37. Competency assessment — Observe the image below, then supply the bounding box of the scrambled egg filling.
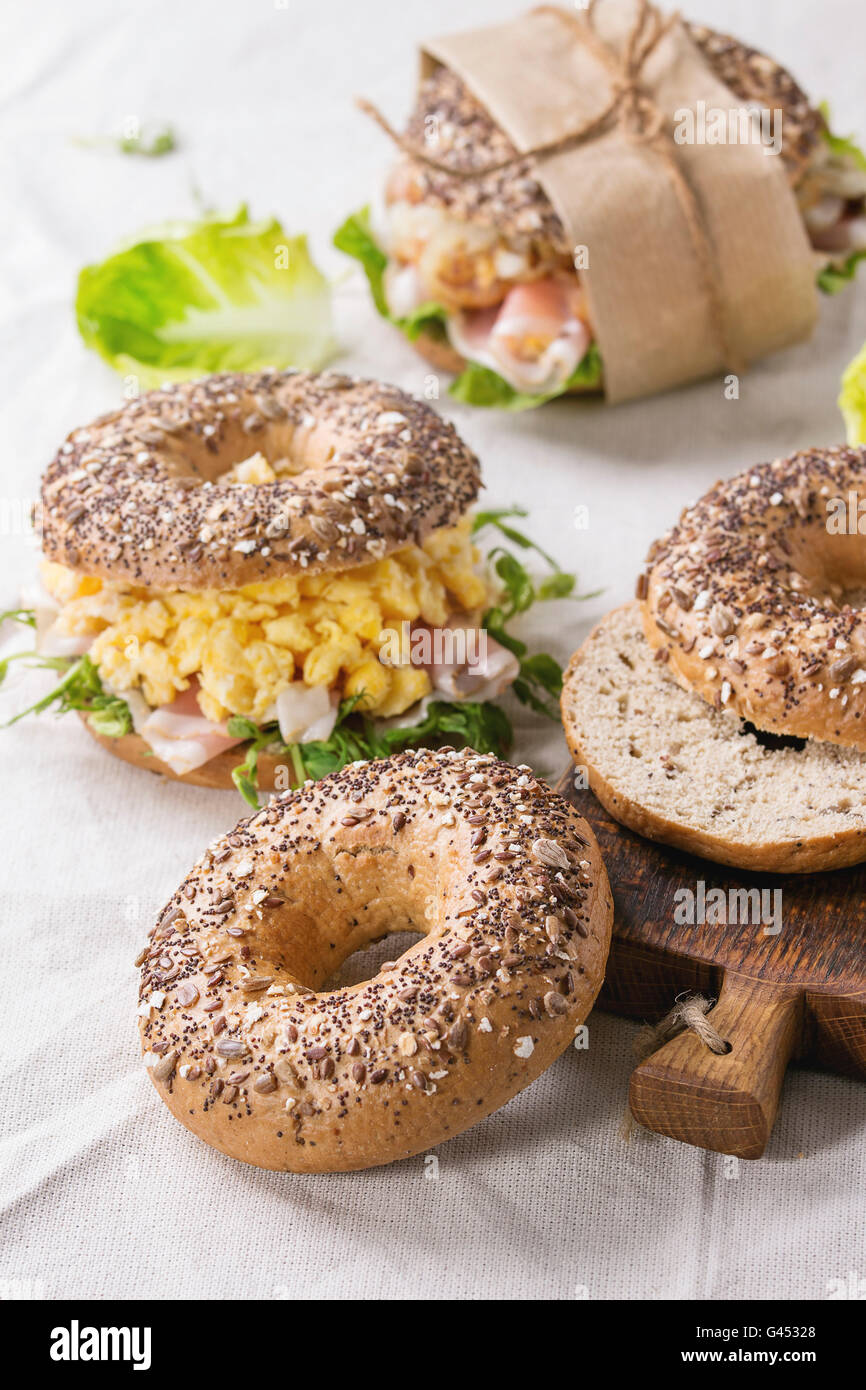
[42,516,489,724]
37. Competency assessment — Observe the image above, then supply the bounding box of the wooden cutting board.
[554,769,866,1159]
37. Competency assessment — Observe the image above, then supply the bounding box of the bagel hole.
[808,582,866,613]
[739,720,807,753]
[165,418,340,487]
[324,930,426,990]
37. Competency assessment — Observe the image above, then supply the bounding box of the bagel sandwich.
[5,371,578,802]
[336,20,866,409]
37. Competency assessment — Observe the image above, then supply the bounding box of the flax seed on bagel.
[138,748,613,1172]
[40,370,481,589]
[640,446,866,752]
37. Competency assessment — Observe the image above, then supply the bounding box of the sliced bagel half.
[561,603,866,874]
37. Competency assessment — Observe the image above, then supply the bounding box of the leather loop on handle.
[629,973,803,1159]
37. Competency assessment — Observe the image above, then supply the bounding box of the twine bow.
[357,0,743,375]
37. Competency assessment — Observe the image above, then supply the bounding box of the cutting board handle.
[628,973,802,1159]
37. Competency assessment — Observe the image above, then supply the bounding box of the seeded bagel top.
[40,371,482,590]
[641,446,866,752]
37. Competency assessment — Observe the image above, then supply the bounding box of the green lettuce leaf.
[815,106,866,295]
[0,608,36,630]
[2,652,133,735]
[402,301,449,343]
[378,699,512,758]
[333,207,447,341]
[818,250,866,296]
[334,206,601,407]
[74,124,178,158]
[840,340,866,443]
[472,507,600,716]
[333,207,389,313]
[225,697,513,809]
[819,103,866,171]
[77,205,336,385]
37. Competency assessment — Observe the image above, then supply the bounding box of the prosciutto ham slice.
[124,681,340,778]
[372,622,520,736]
[383,253,594,397]
[25,584,93,659]
[407,618,520,704]
[274,683,339,745]
[135,684,244,777]
[446,275,592,395]
[426,628,520,702]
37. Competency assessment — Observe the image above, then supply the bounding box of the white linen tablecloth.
[0,0,864,1301]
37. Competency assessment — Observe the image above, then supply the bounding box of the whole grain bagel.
[138,747,613,1172]
[40,370,481,590]
[640,447,866,752]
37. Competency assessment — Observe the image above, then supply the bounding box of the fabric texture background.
[0,0,863,1301]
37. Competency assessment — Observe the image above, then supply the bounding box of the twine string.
[634,991,731,1063]
[356,0,742,373]
[622,992,731,1140]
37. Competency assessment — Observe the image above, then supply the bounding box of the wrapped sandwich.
[337,1,866,409]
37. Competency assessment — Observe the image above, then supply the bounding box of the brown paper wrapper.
[420,1,818,404]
